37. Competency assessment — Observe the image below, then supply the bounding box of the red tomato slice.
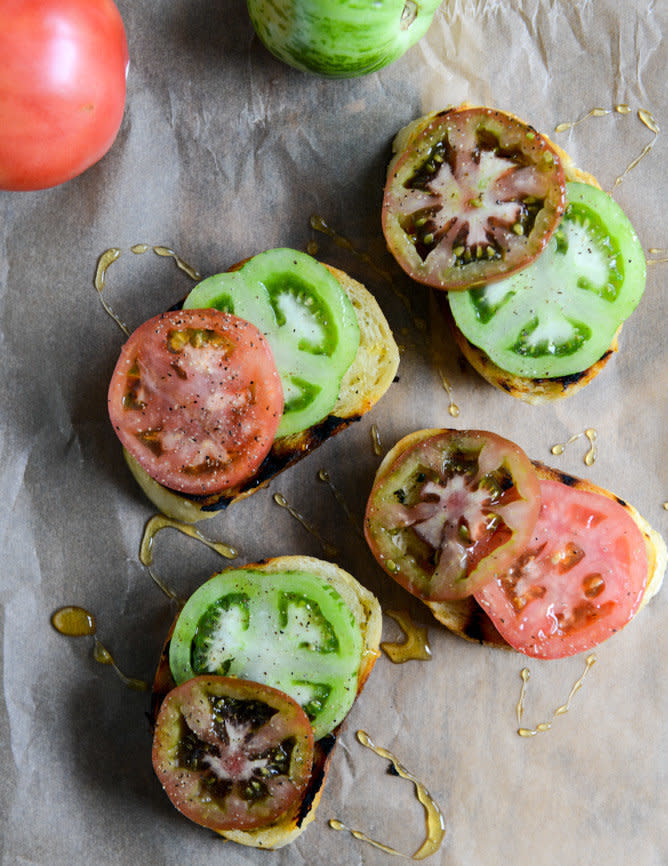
[108,309,284,495]
[474,479,649,659]
[382,106,566,290]
[152,676,314,832]
[364,429,541,601]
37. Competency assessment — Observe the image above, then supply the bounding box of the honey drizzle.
[370,423,384,456]
[550,427,597,465]
[309,213,427,333]
[149,245,202,281]
[317,469,363,538]
[328,820,405,857]
[554,104,630,133]
[516,667,530,724]
[94,248,130,336]
[612,108,660,189]
[273,493,339,558]
[647,247,668,266]
[94,243,202,336]
[516,654,597,738]
[50,606,149,691]
[139,514,237,602]
[329,730,446,859]
[437,369,460,418]
[381,610,432,663]
[139,514,237,567]
[554,104,659,189]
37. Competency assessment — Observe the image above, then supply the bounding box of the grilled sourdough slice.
[125,263,400,522]
[151,556,382,849]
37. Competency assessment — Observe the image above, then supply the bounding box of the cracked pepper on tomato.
[107,249,360,499]
[364,429,662,659]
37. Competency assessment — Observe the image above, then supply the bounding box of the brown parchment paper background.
[1,1,667,864]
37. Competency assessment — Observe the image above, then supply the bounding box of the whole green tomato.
[247,0,443,78]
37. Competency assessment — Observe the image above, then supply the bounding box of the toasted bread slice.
[370,430,666,647]
[126,264,400,522]
[151,556,382,849]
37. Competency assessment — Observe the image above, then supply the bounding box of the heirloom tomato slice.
[474,479,649,659]
[152,676,313,832]
[382,107,566,290]
[184,249,360,437]
[448,182,646,378]
[169,566,364,740]
[364,429,541,601]
[107,309,284,495]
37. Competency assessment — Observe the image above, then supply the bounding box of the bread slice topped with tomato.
[108,248,400,522]
[382,105,647,402]
[151,555,382,848]
[364,429,666,659]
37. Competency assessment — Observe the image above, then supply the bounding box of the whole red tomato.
[0,0,129,191]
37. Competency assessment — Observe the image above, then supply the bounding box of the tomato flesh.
[0,0,128,190]
[107,309,284,496]
[382,107,566,290]
[152,676,314,832]
[474,480,648,658]
[184,249,360,437]
[448,182,647,378]
[169,567,363,740]
[364,430,541,600]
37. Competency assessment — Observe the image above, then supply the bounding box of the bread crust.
[125,263,400,522]
[370,430,666,648]
[150,555,382,849]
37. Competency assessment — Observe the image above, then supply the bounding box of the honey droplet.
[550,428,598,465]
[438,368,460,417]
[51,606,96,637]
[370,424,383,456]
[273,491,339,558]
[93,639,113,665]
[381,610,432,664]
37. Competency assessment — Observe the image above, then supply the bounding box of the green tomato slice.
[184,249,360,437]
[169,567,363,740]
[448,182,646,378]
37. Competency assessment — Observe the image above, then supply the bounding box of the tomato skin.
[247,0,442,78]
[382,107,566,291]
[152,675,314,833]
[0,0,128,191]
[107,309,284,496]
[474,479,649,659]
[364,429,541,601]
